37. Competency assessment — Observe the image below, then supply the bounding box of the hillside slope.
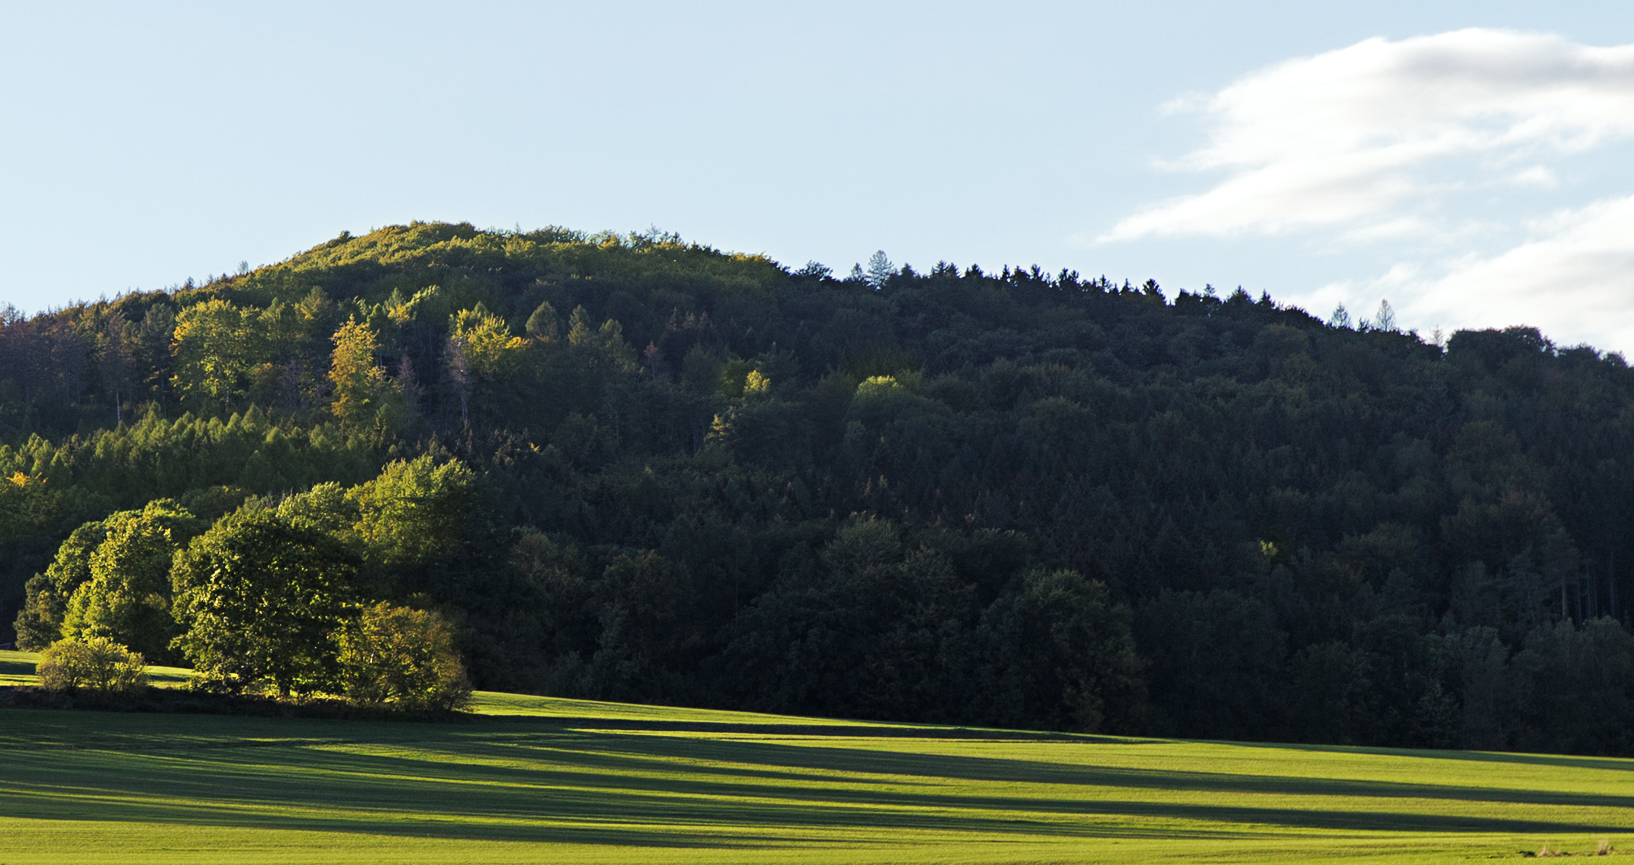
[4,223,1634,753]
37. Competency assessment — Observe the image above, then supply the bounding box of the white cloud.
[1393,195,1634,350]
[1101,29,1634,242]
[1512,165,1559,188]
[1308,196,1634,350]
[1100,28,1634,352]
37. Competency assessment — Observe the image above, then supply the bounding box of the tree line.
[5,222,1634,751]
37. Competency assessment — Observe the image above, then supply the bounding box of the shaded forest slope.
[4,221,1632,753]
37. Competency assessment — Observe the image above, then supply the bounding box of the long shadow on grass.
[536,731,1634,811]
[427,731,1634,825]
[1228,739,1634,774]
[502,715,1634,808]
[0,747,1250,845]
[1,720,1628,845]
[488,716,1132,742]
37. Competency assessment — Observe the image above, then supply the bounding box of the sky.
[5,2,1634,350]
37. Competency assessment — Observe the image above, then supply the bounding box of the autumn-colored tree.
[328,319,392,427]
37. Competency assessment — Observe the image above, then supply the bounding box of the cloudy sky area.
[5,2,1634,351]
[1105,27,1634,350]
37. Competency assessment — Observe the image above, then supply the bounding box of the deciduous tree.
[171,511,358,696]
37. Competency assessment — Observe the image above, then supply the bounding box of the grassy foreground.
[0,651,1629,863]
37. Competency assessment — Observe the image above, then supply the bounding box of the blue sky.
[6,2,1634,349]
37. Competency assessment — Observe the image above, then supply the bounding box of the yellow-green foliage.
[170,299,266,409]
[169,293,339,413]
[170,510,359,697]
[35,636,147,693]
[449,306,527,379]
[855,373,902,398]
[269,221,785,290]
[347,455,477,567]
[0,470,59,546]
[0,406,385,513]
[0,688,1630,863]
[338,602,471,710]
[61,500,197,660]
[328,319,392,426]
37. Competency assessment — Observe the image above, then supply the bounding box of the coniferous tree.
[865,250,894,289]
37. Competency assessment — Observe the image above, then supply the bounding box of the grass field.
[0,650,1629,863]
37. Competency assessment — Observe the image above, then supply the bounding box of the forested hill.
[5,221,1634,752]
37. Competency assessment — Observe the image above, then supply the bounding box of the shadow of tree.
[0,708,1628,846]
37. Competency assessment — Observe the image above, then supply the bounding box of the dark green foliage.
[7,222,1634,751]
[975,569,1146,733]
[1511,618,1634,755]
[12,574,63,651]
[1135,590,1286,739]
[718,516,985,724]
[13,519,107,650]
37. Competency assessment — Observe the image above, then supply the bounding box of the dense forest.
[5,221,1634,751]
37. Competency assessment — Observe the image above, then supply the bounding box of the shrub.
[36,637,148,694]
[338,603,471,711]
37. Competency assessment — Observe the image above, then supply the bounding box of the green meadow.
[0,650,1628,864]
